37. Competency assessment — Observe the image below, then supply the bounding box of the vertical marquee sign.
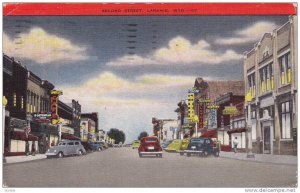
[199,104,204,128]
[50,90,63,125]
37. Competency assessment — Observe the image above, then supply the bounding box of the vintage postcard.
[1,2,298,191]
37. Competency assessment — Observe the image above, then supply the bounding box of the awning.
[201,129,217,138]
[61,134,80,140]
[227,128,246,134]
[11,131,38,141]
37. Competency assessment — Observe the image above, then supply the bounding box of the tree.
[138,131,149,140]
[107,128,126,144]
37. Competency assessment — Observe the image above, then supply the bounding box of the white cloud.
[215,21,278,45]
[106,55,157,67]
[58,71,197,109]
[3,27,88,64]
[106,36,242,67]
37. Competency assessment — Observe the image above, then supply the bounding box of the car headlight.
[54,150,57,153]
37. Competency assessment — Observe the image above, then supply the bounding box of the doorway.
[263,126,271,154]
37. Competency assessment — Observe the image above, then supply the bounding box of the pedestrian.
[233,137,238,153]
[31,142,36,156]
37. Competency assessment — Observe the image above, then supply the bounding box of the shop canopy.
[200,129,217,138]
[11,131,38,141]
[227,128,246,134]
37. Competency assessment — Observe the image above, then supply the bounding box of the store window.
[279,52,292,86]
[281,101,291,139]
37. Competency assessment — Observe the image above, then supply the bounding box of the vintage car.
[165,139,190,154]
[46,140,86,158]
[138,136,163,158]
[160,140,173,150]
[87,141,104,151]
[132,140,141,149]
[184,137,220,157]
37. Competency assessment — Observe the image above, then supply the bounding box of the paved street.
[3,147,297,188]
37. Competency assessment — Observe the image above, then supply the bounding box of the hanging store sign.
[199,104,204,128]
[50,90,63,125]
[199,99,212,103]
[208,109,217,129]
[207,105,219,109]
[188,93,195,119]
[223,106,239,115]
[32,113,52,123]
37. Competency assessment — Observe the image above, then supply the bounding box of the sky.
[3,15,288,143]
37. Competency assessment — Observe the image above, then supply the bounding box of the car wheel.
[180,152,184,156]
[187,153,191,157]
[46,156,51,159]
[139,153,142,158]
[159,154,163,158]
[57,152,64,158]
[78,150,83,156]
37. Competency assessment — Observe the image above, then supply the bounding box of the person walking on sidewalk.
[233,137,238,153]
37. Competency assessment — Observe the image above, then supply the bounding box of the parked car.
[138,136,163,158]
[165,139,181,152]
[99,141,109,149]
[87,141,104,151]
[132,140,140,149]
[161,140,173,150]
[46,140,86,158]
[184,138,220,157]
[165,139,190,154]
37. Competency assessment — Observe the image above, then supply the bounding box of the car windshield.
[173,140,180,143]
[58,142,66,146]
[191,139,205,143]
[145,138,157,142]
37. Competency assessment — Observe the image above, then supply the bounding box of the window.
[281,101,291,139]
[21,96,24,110]
[247,73,256,98]
[68,142,74,145]
[13,92,17,107]
[75,142,79,145]
[279,52,292,86]
[260,63,273,93]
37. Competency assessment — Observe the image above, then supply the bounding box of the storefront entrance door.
[263,126,271,154]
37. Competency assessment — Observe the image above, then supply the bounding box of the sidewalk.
[220,151,297,165]
[4,154,46,164]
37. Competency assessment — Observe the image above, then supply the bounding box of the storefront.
[228,128,247,152]
[30,121,58,153]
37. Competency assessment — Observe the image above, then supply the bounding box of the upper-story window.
[13,92,17,107]
[279,52,292,86]
[260,63,273,94]
[247,73,256,98]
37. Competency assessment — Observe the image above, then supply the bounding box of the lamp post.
[3,96,8,163]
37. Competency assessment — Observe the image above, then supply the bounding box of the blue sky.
[3,15,288,142]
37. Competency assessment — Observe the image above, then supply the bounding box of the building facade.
[244,16,297,155]
[192,78,244,138]
[216,93,245,152]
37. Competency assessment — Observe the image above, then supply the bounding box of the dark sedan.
[184,137,220,157]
